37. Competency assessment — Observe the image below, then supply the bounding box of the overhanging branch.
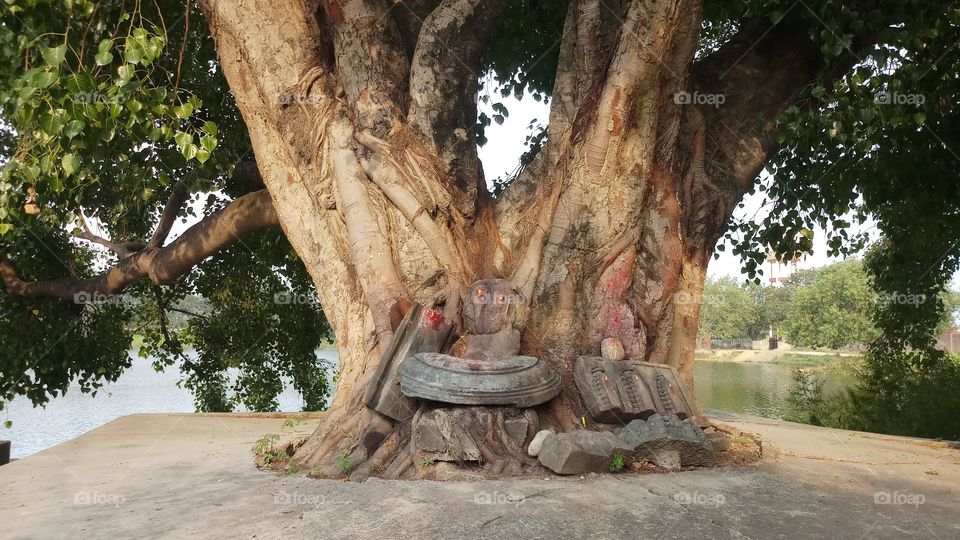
[147,174,194,248]
[1,190,278,302]
[691,20,823,194]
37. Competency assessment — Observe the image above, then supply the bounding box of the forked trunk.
[198,0,818,478]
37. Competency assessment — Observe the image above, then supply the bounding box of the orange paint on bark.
[609,88,624,136]
[324,1,345,25]
[649,164,684,295]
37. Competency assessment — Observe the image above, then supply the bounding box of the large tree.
[2,0,959,477]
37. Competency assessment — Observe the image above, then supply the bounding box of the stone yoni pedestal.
[398,280,561,408]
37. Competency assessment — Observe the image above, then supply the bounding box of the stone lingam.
[398,279,561,408]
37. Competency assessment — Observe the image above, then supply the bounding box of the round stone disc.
[398,352,561,408]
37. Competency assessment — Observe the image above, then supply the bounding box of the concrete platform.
[1,412,958,539]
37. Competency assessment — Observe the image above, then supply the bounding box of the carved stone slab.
[399,352,561,408]
[363,304,456,421]
[574,357,702,425]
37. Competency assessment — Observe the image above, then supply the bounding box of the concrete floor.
[1,412,958,539]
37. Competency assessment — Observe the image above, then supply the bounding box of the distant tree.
[936,289,960,334]
[783,260,876,349]
[698,276,760,340]
[745,281,794,340]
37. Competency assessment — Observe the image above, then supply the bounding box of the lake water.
[694,359,852,418]
[1,355,848,459]
[1,349,339,458]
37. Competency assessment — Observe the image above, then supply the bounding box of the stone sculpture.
[363,304,456,421]
[615,413,717,468]
[399,280,560,408]
[573,356,702,425]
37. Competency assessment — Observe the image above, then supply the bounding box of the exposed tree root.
[296,403,553,481]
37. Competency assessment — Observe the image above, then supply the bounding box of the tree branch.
[691,20,823,196]
[1,190,278,302]
[389,0,444,59]
[407,0,507,200]
[147,174,193,248]
[324,0,409,136]
[73,212,146,259]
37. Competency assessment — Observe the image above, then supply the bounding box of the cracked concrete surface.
[1,412,958,539]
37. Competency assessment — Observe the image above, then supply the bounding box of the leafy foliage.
[0,0,332,412]
[782,260,877,349]
[701,260,958,349]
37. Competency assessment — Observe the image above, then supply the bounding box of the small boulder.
[600,338,626,361]
[527,429,554,457]
[504,416,530,446]
[537,430,632,475]
[616,413,717,467]
[706,432,731,453]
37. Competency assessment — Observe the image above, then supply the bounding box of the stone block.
[364,304,456,421]
[573,357,627,424]
[527,430,554,457]
[413,408,482,462]
[615,413,717,468]
[537,431,632,475]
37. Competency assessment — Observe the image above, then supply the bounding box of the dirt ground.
[2,411,957,539]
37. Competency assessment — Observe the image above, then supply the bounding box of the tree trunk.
[197,0,824,478]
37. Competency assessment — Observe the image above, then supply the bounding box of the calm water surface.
[3,354,846,459]
[694,359,853,418]
[2,349,339,458]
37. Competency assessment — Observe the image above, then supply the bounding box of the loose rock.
[537,431,632,475]
[616,413,717,467]
[600,338,626,361]
[527,430,554,457]
[707,432,732,453]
